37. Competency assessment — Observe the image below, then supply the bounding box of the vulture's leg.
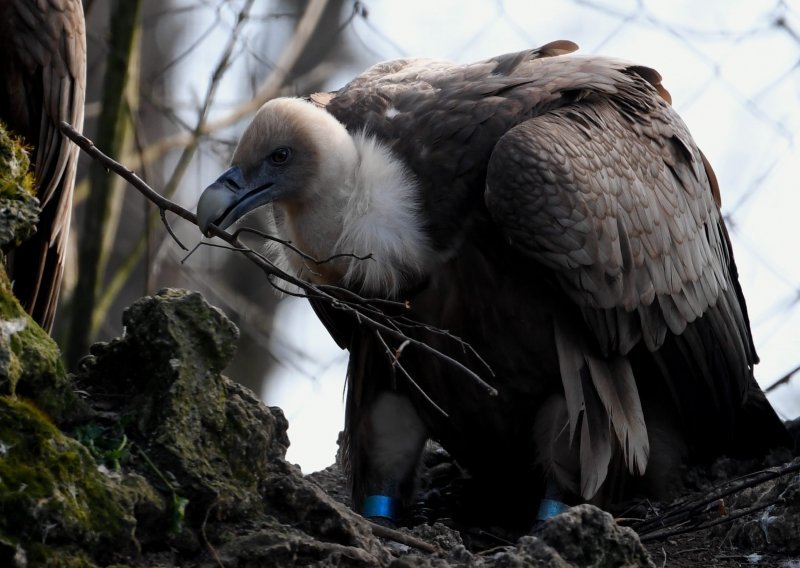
[359,391,427,523]
[533,395,580,519]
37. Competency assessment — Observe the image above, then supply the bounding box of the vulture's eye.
[270,147,291,165]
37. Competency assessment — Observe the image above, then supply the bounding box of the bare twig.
[60,122,499,400]
[374,330,449,418]
[764,362,800,393]
[633,458,800,541]
[161,208,188,251]
[233,226,373,265]
[639,496,784,543]
[368,521,439,554]
[60,123,197,225]
[200,501,225,568]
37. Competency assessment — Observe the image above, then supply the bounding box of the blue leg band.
[362,495,397,520]
[536,498,569,521]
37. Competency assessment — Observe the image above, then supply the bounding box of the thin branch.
[60,122,499,398]
[61,123,197,224]
[161,208,188,251]
[764,362,800,393]
[200,500,225,568]
[368,521,438,554]
[639,496,785,543]
[233,226,373,265]
[374,330,449,418]
[317,284,411,313]
[392,315,495,378]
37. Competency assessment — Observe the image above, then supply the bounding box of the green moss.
[0,267,79,423]
[24,544,96,567]
[0,124,38,250]
[0,124,77,422]
[0,123,35,198]
[77,290,285,526]
[0,396,136,561]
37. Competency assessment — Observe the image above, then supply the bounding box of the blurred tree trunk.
[65,0,141,367]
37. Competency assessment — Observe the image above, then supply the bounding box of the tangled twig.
[632,457,800,542]
[59,122,498,406]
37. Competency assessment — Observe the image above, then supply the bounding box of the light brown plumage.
[0,0,86,332]
[197,41,790,524]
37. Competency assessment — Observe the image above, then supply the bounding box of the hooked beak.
[196,165,279,236]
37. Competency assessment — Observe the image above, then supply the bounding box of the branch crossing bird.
[0,0,86,332]
[197,41,790,526]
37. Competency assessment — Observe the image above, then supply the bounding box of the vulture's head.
[197,98,358,235]
[197,97,433,294]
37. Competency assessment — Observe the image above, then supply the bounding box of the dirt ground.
[309,424,800,567]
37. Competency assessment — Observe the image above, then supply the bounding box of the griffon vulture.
[197,41,789,525]
[0,0,86,332]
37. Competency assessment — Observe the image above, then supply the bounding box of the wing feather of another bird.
[0,0,85,331]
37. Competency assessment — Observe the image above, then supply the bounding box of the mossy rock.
[73,289,391,564]
[0,396,137,566]
[0,124,78,423]
[76,289,284,526]
[0,123,38,250]
[0,263,80,424]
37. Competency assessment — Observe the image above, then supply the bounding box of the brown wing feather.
[484,62,760,489]
[0,0,86,331]
[485,81,749,377]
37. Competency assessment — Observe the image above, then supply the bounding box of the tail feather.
[587,355,649,475]
[579,368,613,499]
[554,316,650,499]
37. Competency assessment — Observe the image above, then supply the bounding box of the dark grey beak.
[196,165,278,236]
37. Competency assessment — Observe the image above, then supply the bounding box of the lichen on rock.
[0,396,137,566]
[0,125,78,424]
[76,289,290,521]
[0,270,80,423]
[0,124,38,250]
[73,288,389,565]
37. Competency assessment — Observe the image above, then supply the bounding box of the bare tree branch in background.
[122,0,331,172]
[765,363,800,394]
